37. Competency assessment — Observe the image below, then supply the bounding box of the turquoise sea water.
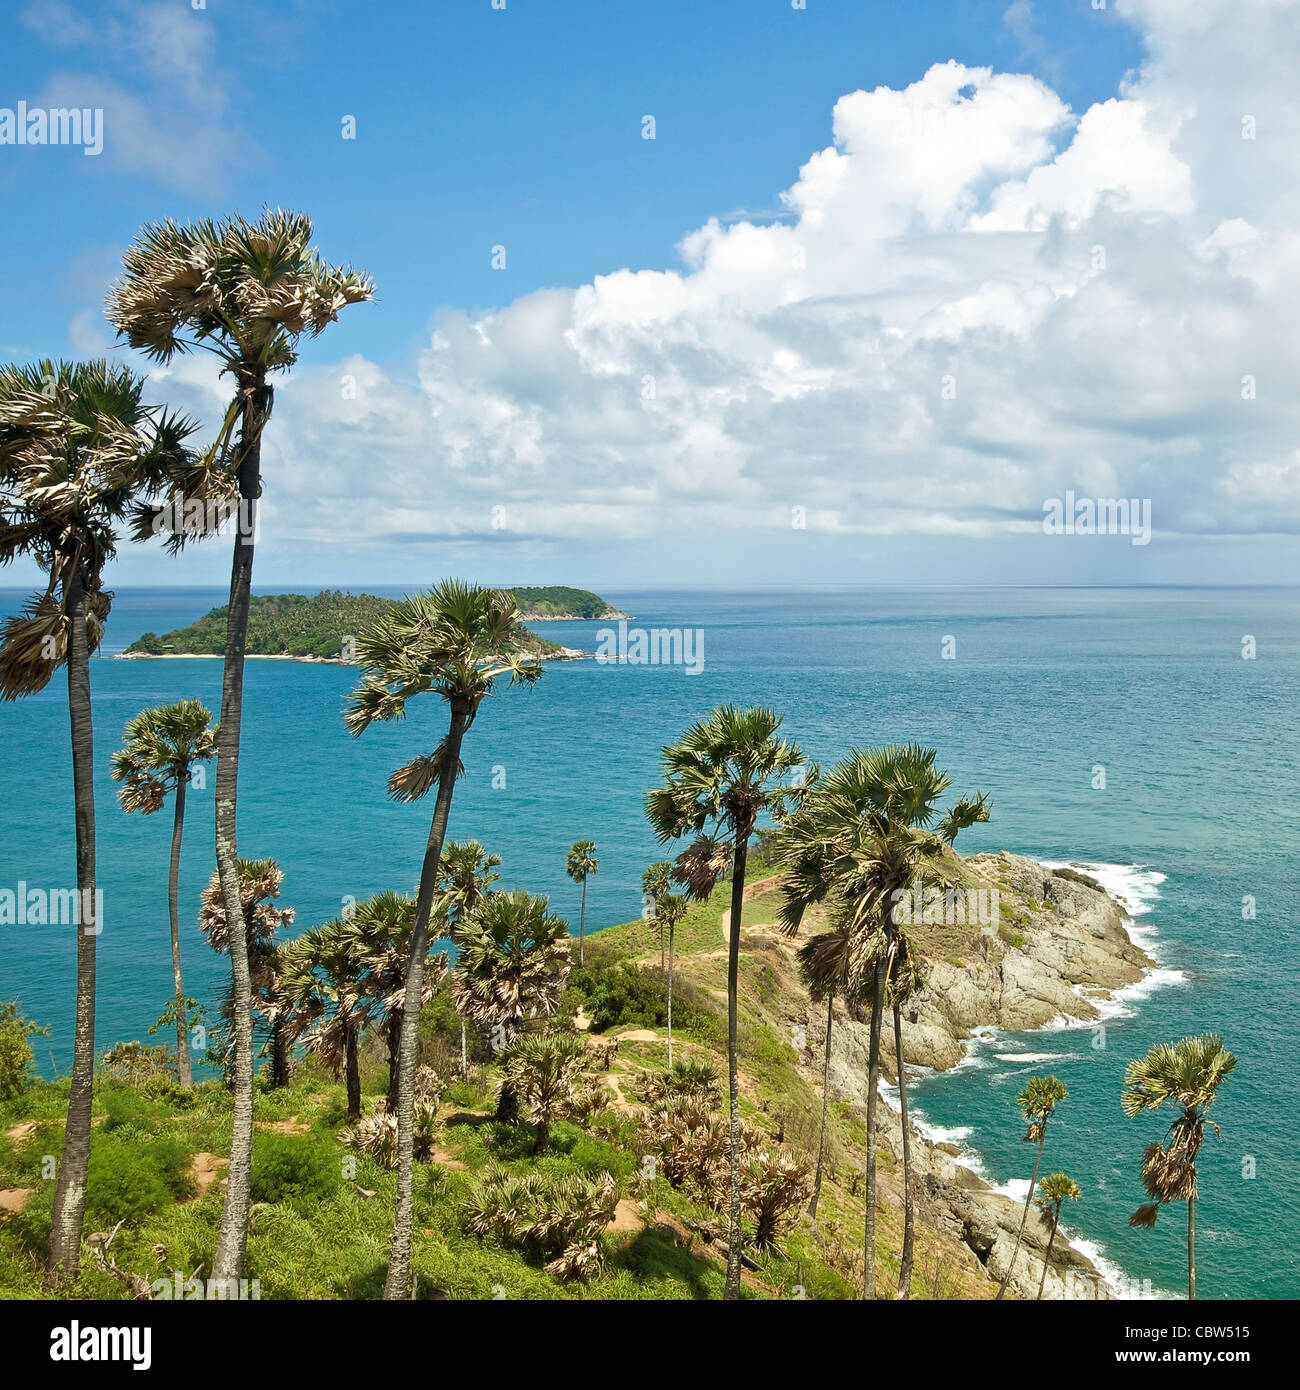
[1,584,1296,1299]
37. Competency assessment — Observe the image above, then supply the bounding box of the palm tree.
[501,1031,588,1154]
[646,705,805,1300]
[1123,1034,1237,1301]
[0,357,198,1283]
[774,743,988,1299]
[107,210,373,1284]
[438,840,502,1081]
[566,840,599,967]
[657,891,688,1069]
[1034,1172,1081,1300]
[197,859,295,1087]
[884,922,928,1297]
[346,580,541,1300]
[642,860,672,970]
[111,700,217,1089]
[450,889,573,1053]
[279,918,374,1121]
[794,926,855,1221]
[996,1075,1069,1300]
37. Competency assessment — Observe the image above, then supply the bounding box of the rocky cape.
[797,851,1155,1299]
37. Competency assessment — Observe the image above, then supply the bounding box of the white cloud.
[111,0,1300,585]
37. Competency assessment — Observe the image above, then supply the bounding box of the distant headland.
[120,587,630,663]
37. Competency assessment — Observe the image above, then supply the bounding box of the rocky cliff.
[799,851,1154,1299]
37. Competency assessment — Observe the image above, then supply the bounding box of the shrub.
[741,1149,811,1250]
[85,1140,173,1227]
[100,1041,174,1086]
[250,1134,338,1207]
[0,1002,48,1101]
[464,1163,618,1281]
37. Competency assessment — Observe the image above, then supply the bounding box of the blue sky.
[3,0,1298,588]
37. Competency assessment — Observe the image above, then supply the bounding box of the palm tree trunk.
[894,997,915,1299]
[534,1116,550,1156]
[1187,1194,1196,1300]
[386,1021,401,1112]
[809,992,834,1220]
[212,374,270,1285]
[345,1022,361,1123]
[578,876,587,967]
[723,833,749,1301]
[996,1131,1046,1299]
[1036,1206,1060,1300]
[383,708,469,1301]
[460,1016,467,1083]
[666,922,675,1069]
[270,1019,290,1089]
[45,569,98,1285]
[168,770,192,1089]
[861,954,886,1299]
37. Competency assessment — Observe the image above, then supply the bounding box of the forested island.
[122,587,622,661]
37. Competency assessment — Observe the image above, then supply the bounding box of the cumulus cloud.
[130,0,1300,582]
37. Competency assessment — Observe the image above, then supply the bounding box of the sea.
[1,584,1296,1299]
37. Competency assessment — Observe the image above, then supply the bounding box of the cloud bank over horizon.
[60,0,1300,587]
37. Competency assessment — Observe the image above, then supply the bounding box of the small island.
[122,587,625,662]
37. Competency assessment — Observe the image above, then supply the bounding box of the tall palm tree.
[107,210,373,1284]
[438,840,502,1081]
[795,926,855,1220]
[0,358,198,1283]
[774,743,988,1299]
[1034,1172,1081,1300]
[884,922,928,1297]
[1123,1034,1237,1301]
[111,699,217,1088]
[996,1075,1069,1300]
[197,858,295,1088]
[657,890,688,1069]
[500,1031,588,1154]
[642,860,672,970]
[646,705,805,1300]
[566,840,599,967]
[346,580,541,1300]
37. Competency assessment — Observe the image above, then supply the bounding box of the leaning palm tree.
[111,700,217,1088]
[646,705,805,1300]
[501,1031,588,1154]
[566,840,599,967]
[996,1075,1069,1300]
[346,580,541,1300]
[437,840,502,1081]
[774,743,988,1299]
[795,925,856,1220]
[1034,1172,1081,1300]
[108,209,373,1284]
[0,357,199,1283]
[1123,1034,1237,1301]
[197,858,295,1087]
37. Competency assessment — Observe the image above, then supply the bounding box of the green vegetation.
[509,586,625,620]
[125,587,618,659]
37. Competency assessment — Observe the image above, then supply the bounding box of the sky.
[2,0,1298,589]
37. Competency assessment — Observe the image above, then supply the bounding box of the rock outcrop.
[799,852,1152,1299]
